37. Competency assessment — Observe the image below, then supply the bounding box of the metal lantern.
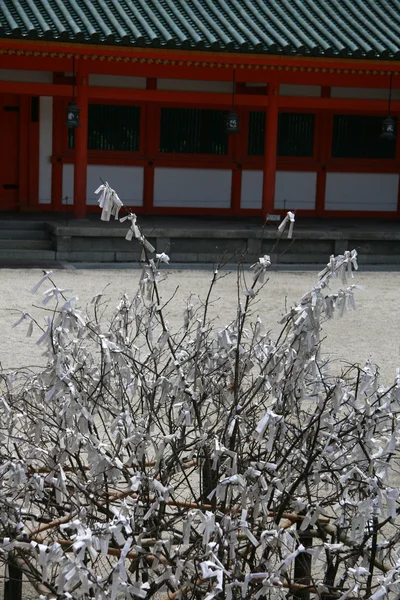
[65,100,80,128]
[225,110,239,134]
[226,68,239,134]
[381,73,395,140]
[380,115,395,140]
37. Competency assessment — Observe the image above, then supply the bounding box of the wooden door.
[0,94,20,209]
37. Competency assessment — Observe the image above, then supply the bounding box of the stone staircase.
[0,217,400,266]
[0,221,55,263]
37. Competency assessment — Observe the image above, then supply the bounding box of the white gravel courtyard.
[0,266,399,384]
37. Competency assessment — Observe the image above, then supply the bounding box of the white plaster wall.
[62,164,74,206]
[89,74,146,89]
[275,171,317,210]
[157,79,232,93]
[325,173,399,211]
[241,170,263,209]
[86,166,143,205]
[331,87,400,99]
[62,165,144,206]
[0,69,53,83]
[38,97,53,205]
[279,84,321,97]
[154,168,232,208]
[241,170,317,210]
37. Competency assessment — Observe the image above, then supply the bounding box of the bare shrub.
[0,184,399,600]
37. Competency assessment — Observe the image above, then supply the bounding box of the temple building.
[1,0,400,219]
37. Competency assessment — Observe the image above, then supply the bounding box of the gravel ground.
[0,266,399,384]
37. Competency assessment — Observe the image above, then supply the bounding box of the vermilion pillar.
[262,76,279,217]
[73,71,88,219]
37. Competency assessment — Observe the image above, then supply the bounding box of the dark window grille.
[160,108,228,154]
[248,111,265,155]
[332,114,396,159]
[248,112,315,156]
[278,113,315,156]
[68,104,140,151]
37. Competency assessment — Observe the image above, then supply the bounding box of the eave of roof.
[1,0,400,61]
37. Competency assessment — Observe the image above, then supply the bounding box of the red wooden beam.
[3,51,400,89]
[262,78,279,217]
[18,96,30,208]
[73,72,88,218]
[28,98,40,206]
[278,96,400,111]
[277,71,400,89]
[0,54,73,73]
[0,81,72,96]
[143,77,156,212]
[2,38,400,75]
[87,67,400,87]
[87,87,269,106]
[4,78,400,112]
[0,79,269,106]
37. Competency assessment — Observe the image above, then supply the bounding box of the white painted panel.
[157,79,232,93]
[0,69,52,83]
[325,173,399,211]
[154,168,231,208]
[89,74,146,89]
[86,166,143,205]
[62,164,74,206]
[241,170,317,210]
[241,171,262,209]
[331,87,400,99]
[279,84,321,97]
[62,165,144,206]
[275,171,317,210]
[38,97,53,205]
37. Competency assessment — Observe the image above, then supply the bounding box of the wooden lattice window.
[160,108,228,154]
[278,113,315,156]
[248,112,315,157]
[68,104,141,151]
[332,114,396,159]
[248,111,265,155]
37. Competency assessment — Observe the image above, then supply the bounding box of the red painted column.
[143,78,156,212]
[231,104,244,214]
[315,86,331,216]
[19,96,30,208]
[261,76,279,217]
[396,106,400,217]
[73,71,88,219]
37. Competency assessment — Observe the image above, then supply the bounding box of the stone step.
[0,230,50,240]
[0,220,47,231]
[0,249,56,260]
[0,240,53,250]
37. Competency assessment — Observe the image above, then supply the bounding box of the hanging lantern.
[65,56,80,128]
[225,110,239,134]
[65,100,80,128]
[381,73,395,140]
[225,68,239,134]
[380,115,395,140]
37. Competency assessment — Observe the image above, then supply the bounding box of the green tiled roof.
[1,0,400,59]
